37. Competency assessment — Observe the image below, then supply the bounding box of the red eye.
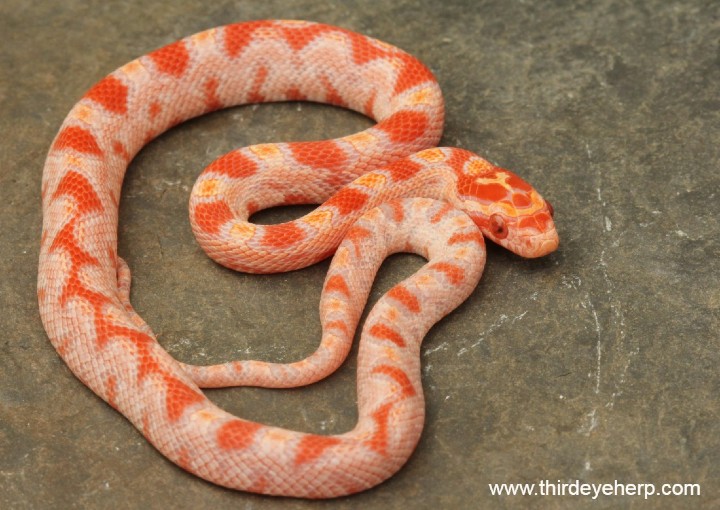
[490,214,508,239]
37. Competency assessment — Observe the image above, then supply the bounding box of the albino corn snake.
[38,20,558,498]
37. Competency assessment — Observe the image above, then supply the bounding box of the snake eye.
[546,200,555,217]
[489,214,508,239]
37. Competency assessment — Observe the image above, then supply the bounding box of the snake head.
[454,156,559,258]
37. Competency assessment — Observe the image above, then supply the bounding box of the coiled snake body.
[39,20,558,498]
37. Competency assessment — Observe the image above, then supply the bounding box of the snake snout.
[528,229,560,258]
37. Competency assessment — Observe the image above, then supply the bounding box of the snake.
[38,20,558,498]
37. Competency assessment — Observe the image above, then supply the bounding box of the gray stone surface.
[1,0,718,508]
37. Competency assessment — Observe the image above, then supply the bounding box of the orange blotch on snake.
[285,86,307,101]
[280,23,333,51]
[348,30,390,65]
[112,140,130,160]
[325,319,349,335]
[246,201,260,215]
[429,262,465,285]
[203,77,222,111]
[49,221,99,269]
[261,223,306,248]
[324,274,350,297]
[448,231,484,246]
[365,402,394,454]
[134,348,161,380]
[148,40,190,77]
[223,21,268,58]
[387,284,420,313]
[57,274,108,317]
[111,327,158,377]
[53,126,103,156]
[217,419,263,450]
[148,102,162,119]
[324,187,369,215]
[84,75,128,114]
[289,140,347,172]
[386,159,423,181]
[55,272,85,309]
[247,65,268,103]
[208,151,258,179]
[321,75,346,107]
[392,54,435,95]
[52,171,103,214]
[373,365,416,397]
[294,435,342,465]
[164,375,204,421]
[377,110,428,144]
[194,201,234,235]
[345,225,372,254]
[430,202,454,223]
[369,323,406,347]
[387,200,405,222]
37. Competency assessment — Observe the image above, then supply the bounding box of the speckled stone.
[1,1,718,509]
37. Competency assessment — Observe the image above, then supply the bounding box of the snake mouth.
[480,228,559,258]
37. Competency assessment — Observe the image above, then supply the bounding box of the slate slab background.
[1,1,718,508]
